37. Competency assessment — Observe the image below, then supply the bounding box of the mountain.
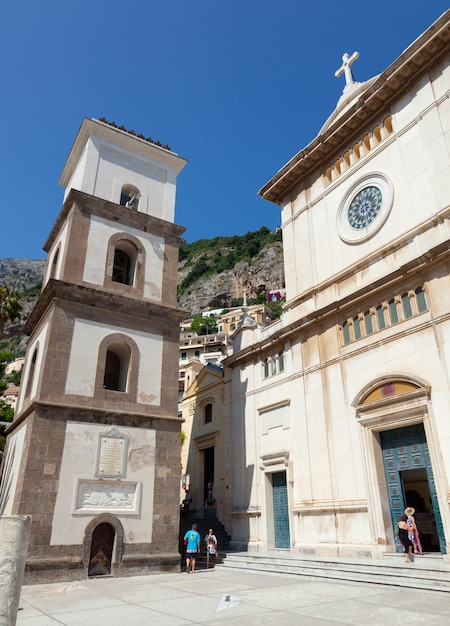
[0,259,46,293]
[0,228,285,339]
[177,240,284,313]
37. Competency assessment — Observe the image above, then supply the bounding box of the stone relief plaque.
[95,427,129,479]
[74,479,141,515]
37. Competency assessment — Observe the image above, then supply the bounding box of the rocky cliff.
[177,241,284,313]
[0,238,285,326]
[0,259,46,292]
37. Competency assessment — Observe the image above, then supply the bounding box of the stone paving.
[16,565,450,625]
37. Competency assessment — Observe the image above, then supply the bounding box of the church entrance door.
[380,423,445,554]
[272,471,290,549]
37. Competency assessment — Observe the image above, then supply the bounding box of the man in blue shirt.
[184,523,201,573]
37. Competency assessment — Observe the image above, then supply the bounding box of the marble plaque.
[74,479,141,515]
[95,427,129,478]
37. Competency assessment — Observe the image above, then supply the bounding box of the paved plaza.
[17,565,450,625]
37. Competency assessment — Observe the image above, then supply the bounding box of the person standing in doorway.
[183,489,192,512]
[207,480,214,505]
[184,524,200,573]
[405,507,422,555]
[205,528,219,568]
[398,515,413,562]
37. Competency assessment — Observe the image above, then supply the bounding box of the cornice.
[224,237,450,367]
[59,118,187,187]
[44,189,186,252]
[23,278,188,335]
[6,401,182,436]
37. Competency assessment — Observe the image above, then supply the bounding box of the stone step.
[220,552,450,593]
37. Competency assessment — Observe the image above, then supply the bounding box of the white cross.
[335,51,359,85]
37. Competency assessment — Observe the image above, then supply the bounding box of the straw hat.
[404,507,415,516]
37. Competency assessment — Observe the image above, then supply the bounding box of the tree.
[190,315,218,336]
[0,399,14,451]
[5,368,22,387]
[0,286,23,334]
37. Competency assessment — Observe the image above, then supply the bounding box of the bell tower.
[0,118,187,582]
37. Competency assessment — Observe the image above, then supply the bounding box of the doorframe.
[194,432,219,510]
[353,375,450,559]
[260,451,292,550]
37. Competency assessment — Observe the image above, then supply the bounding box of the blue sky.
[1,1,448,259]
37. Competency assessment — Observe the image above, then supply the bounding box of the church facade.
[0,118,187,581]
[225,12,450,560]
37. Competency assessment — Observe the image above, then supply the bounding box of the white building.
[225,12,450,560]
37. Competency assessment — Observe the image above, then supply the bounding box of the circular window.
[337,173,393,243]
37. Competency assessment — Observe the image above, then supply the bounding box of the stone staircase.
[220,551,450,593]
[179,508,231,569]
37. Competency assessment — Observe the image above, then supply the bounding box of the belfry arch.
[353,375,448,556]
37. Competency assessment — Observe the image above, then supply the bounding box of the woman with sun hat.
[405,506,422,555]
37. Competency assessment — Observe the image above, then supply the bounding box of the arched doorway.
[88,522,115,576]
[354,376,447,556]
[380,423,444,553]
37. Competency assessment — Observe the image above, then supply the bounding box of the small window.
[376,305,386,330]
[263,359,269,379]
[271,358,277,376]
[415,286,427,313]
[353,317,361,340]
[204,403,212,424]
[364,311,373,335]
[120,184,140,210]
[194,350,200,357]
[181,352,187,360]
[342,321,351,345]
[401,293,413,319]
[388,299,399,324]
[278,352,284,372]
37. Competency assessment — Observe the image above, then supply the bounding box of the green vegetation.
[178,227,282,296]
[0,352,17,451]
[0,399,14,450]
[189,315,218,336]
[0,286,23,334]
[21,282,42,298]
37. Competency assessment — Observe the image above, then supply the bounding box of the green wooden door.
[381,424,446,554]
[273,471,290,549]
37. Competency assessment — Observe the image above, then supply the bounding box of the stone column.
[0,516,31,626]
